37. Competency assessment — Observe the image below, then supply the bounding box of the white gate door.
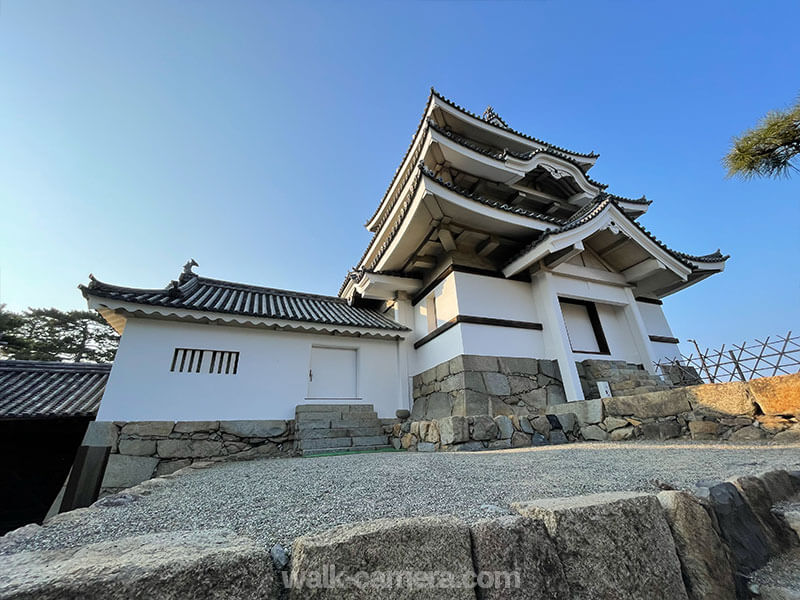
[307,347,357,399]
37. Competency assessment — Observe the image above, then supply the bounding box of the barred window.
[170,348,239,374]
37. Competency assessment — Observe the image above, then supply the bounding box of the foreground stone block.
[731,475,797,553]
[512,492,688,600]
[701,482,771,574]
[290,517,475,599]
[604,389,690,418]
[0,529,272,599]
[657,491,737,600]
[748,373,800,417]
[759,469,800,504]
[101,454,159,489]
[470,515,569,600]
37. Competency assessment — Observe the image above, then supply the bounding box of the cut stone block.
[173,421,219,433]
[470,515,569,600]
[731,475,797,554]
[546,399,603,425]
[687,381,756,417]
[82,421,119,451]
[580,425,607,441]
[101,454,159,489]
[438,416,469,445]
[494,415,514,439]
[118,439,157,456]
[156,439,224,458]
[290,517,474,599]
[0,529,272,599]
[701,482,771,575]
[512,492,688,600]
[759,469,800,504]
[472,415,498,440]
[688,420,719,440]
[747,372,800,417]
[657,491,737,600]
[120,421,174,437]
[604,389,690,418]
[219,420,287,438]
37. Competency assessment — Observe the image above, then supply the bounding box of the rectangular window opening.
[559,298,610,355]
[170,348,239,375]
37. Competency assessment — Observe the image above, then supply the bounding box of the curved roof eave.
[86,299,409,339]
[428,119,608,192]
[503,198,729,278]
[430,89,599,164]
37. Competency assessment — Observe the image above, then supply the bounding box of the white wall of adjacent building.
[99,317,403,421]
[638,301,682,362]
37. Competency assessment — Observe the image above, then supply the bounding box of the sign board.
[597,381,612,399]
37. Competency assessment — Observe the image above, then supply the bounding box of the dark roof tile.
[0,361,110,418]
[81,272,407,332]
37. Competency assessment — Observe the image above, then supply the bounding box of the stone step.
[298,437,353,450]
[340,426,384,437]
[298,428,352,440]
[351,435,389,447]
[296,404,375,414]
[302,445,393,456]
[301,427,384,439]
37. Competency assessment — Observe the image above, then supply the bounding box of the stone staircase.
[579,360,672,399]
[294,404,391,456]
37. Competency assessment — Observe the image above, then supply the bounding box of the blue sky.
[1,0,798,351]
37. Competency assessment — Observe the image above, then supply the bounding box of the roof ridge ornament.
[482,105,509,129]
[179,258,199,284]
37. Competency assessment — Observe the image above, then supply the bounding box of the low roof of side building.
[80,262,409,338]
[0,361,111,419]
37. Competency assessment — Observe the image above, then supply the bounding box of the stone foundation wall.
[85,419,295,494]
[411,354,566,421]
[397,373,800,451]
[556,373,800,443]
[389,413,580,452]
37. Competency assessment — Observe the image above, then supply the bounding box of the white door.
[308,347,357,399]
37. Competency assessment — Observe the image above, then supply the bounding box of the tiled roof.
[419,164,568,225]
[431,89,599,160]
[81,271,408,332]
[365,89,601,229]
[505,196,729,269]
[0,361,110,419]
[428,120,610,190]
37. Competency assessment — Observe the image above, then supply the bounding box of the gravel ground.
[2,440,799,555]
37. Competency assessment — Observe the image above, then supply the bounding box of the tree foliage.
[0,306,118,363]
[724,98,800,179]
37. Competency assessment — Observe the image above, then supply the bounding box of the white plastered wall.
[99,317,403,421]
[409,271,546,374]
[638,301,682,362]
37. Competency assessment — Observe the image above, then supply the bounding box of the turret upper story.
[340,90,728,306]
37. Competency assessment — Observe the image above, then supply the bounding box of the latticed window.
[170,348,239,374]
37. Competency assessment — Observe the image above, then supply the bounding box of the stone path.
[2,440,799,554]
